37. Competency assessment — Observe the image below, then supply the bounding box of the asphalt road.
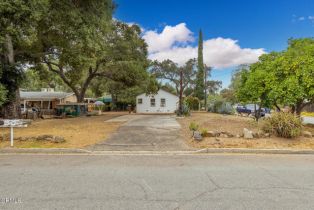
[1,154,314,210]
[91,114,190,151]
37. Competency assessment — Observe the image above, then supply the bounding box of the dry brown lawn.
[177,112,314,149]
[0,112,126,149]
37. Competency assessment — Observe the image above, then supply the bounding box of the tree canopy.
[236,38,314,115]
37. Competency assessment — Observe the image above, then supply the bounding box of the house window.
[160,98,166,107]
[150,98,155,107]
[138,98,143,104]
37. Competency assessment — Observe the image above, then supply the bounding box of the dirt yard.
[0,112,127,148]
[177,112,314,149]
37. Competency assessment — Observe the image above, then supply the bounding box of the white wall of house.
[136,89,179,113]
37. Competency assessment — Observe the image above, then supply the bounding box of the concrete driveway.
[90,114,190,151]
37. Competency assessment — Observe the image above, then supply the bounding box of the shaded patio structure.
[20,90,77,115]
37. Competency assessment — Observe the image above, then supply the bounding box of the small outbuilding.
[136,89,179,114]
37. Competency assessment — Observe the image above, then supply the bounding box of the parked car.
[236,104,270,117]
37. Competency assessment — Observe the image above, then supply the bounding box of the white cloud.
[142,23,194,53]
[308,16,314,22]
[298,16,305,21]
[144,23,266,69]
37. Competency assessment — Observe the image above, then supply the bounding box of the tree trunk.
[76,72,95,103]
[295,101,304,116]
[2,89,21,119]
[76,92,85,103]
[274,103,281,112]
[5,34,14,64]
[1,34,21,119]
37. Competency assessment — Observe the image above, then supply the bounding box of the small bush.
[189,122,199,131]
[200,128,208,137]
[185,96,200,110]
[176,103,190,116]
[261,112,302,138]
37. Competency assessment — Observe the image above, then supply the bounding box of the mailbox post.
[0,120,28,147]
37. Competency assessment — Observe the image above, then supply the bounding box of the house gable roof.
[136,89,178,98]
[20,91,75,101]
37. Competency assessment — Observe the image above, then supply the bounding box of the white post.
[23,100,26,112]
[10,126,13,147]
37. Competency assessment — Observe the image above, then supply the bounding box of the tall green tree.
[0,0,48,118]
[195,29,205,100]
[21,67,69,92]
[35,1,148,102]
[270,39,314,114]
[236,38,314,116]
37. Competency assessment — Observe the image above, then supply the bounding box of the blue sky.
[114,0,314,88]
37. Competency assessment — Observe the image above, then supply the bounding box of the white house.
[136,89,179,113]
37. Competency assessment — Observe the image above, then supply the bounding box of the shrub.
[189,122,199,131]
[200,128,208,137]
[261,112,302,138]
[176,103,190,116]
[185,96,200,110]
[208,99,234,115]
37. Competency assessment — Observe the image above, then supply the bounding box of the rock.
[41,115,54,119]
[236,134,241,138]
[193,131,203,141]
[243,128,254,139]
[206,131,218,137]
[303,131,313,138]
[220,134,229,138]
[252,132,261,138]
[220,131,234,138]
[36,135,54,141]
[264,133,270,138]
[14,136,31,141]
[36,135,65,143]
[215,138,220,142]
[51,136,65,143]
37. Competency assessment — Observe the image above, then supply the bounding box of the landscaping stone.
[15,136,33,141]
[206,131,218,137]
[193,131,203,141]
[220,131,234,138]
[243,128,254,139]
[36,135,65,143]
[302,131,312,138]
[253,131,265,138]
[220,134,229,138]
[51,136,65,143]
[264,133,270,138]
[37,135,54,141]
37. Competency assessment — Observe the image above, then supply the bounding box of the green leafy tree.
[206,80,222,95]
[220,88,236,104]
[160,82,176,95]
[151,59,197,95]
[36,1,148,102]
[195,29,205,100]
[21,67,69,91]
[271,39,314,114]
[0,0,48,118]
[236,53,277,120]
[236,38,314,116]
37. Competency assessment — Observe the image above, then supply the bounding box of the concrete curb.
[0,148,92,154]
[1,148,314,155]
[195,148,314,155]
